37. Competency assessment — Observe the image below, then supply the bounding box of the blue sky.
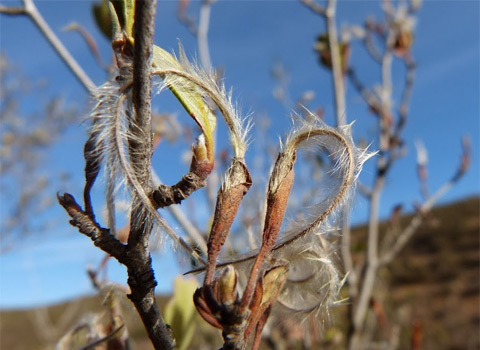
[0,0,478,309]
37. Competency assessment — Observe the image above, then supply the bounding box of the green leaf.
[118,0,134,38]
[93,0,216,161]
[164,276,199,350]
[261,264,288,305]
[152,45,217,162]
[92,0,113,39]
[92,0,135,40]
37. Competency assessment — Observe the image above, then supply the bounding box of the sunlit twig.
[0,0,96,93]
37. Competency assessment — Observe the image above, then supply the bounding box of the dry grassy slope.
[1,197,478,350]
[349,196,479,350]
[0,293,170,350]
[388,196,479,350]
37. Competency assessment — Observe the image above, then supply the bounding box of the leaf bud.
[261,264,288,306]
[190,135,214,179]
[218,265,238,306]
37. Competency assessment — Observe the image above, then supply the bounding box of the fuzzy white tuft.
[212,111,375,318]
[86,67,206,265]
[85,45,254,266]
[270,112,375,315]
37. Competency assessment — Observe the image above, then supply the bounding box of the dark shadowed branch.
[57,193,127,261]
[124,1,175,349]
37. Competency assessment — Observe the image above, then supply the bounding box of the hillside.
[1,196,478,350]
[386,196,479,350]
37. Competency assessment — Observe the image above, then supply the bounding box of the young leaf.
[152,45,217,163]
[92,0,113,39]
[164,277,199,350]
[260,264,288,306]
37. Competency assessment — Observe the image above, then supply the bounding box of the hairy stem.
[115,94,206,265]
[275,128,356,249]
[125,1,174,349]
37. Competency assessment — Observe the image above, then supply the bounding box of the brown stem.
[251,307,271,350]
[205,159,251,285]
[126,257,172,349]
[130,0,155,201]
[123,1,174,349]
[0,5,26,14]
[152,171,208,207]
[154,172,208,253]
[127,0,156,247]
[57,193,126,261]
[240,152,295,311]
